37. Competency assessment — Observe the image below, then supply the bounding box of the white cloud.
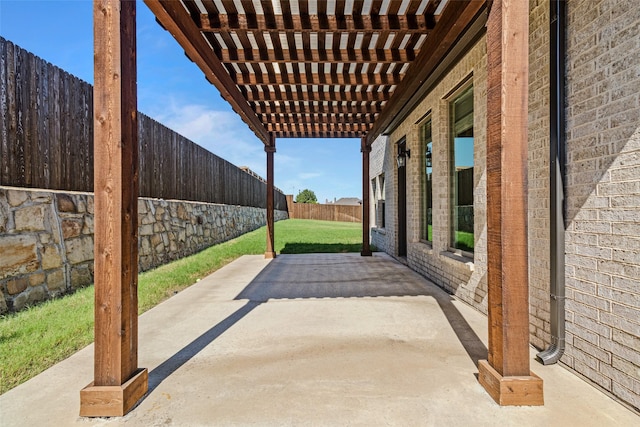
[299,172,322,180]
[150,101,268,177]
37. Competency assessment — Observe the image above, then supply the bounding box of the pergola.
[81,0,541,417]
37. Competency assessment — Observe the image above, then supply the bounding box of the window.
[450,85,474,253]
[420,118,433,242]
[371,178,378,226]
[377,174,385,228]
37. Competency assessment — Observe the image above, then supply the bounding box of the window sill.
[439,250,474,272]
[418,240,434,253]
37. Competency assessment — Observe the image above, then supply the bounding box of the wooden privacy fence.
[0,37,287,210]
[286,197,362,223]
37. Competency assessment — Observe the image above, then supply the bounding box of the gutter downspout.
[537,0,566,365]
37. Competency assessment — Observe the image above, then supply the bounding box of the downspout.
[537,0,566,365]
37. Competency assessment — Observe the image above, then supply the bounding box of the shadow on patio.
[148,253,488,394]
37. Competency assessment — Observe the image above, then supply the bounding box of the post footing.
[264,251,277,259]
[360,250,372,256]
[478,360,543,406]
[80,368,148,417]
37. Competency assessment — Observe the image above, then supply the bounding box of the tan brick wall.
[370,135,392,253]
[528,0,552,351]
[367,0,640,411]
[382,38,489,312]
[564,0,640,411]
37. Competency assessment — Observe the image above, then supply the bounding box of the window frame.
[448,84,475,258]
[418,113,433,245]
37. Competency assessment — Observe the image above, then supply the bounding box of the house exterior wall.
[373,37,488,313]
[369,0,640,412]
[563,0,640,411]
[370,135,391,253]
[528,0,553,352]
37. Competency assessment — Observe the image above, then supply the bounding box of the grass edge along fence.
[0,37,286,210]
[0,219,363,394]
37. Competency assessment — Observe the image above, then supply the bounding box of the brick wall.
[368,0,640,411]
[563,0,640,411]
[370,135,391,253]
[528,0,552,351]
[374,38,489,313]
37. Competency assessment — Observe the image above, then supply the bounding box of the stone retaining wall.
[0,187,288,313]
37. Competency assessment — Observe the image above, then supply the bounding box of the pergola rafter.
[231,71,404,86]
[216,48,415,63]
[199,14,434,33]
[251,101,385,115]
[241,86,394,103]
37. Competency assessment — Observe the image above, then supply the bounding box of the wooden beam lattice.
[200,13,434,33]
[367,0,485,144]
[145,0,269,144]
[241,86,394,103]
[216,48,415,64]
[266,121,370,133]
[251,101,385,115]
[273,130,366,138]
[231,71,403,86]
[259,112,378,125]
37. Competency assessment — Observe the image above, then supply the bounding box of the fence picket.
[0,37,286,210]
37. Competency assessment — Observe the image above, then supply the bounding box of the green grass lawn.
[0,219,362,394]
[454,231,475,253]
[426,225,474,254]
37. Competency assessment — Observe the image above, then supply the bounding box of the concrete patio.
[1,253,638,426]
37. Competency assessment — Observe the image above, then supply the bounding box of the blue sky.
[0,0,362,203]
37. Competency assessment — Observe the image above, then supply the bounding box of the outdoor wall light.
[397,148,411,168]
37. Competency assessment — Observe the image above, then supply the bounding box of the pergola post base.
[264,251,277,259]
[478,360,543,406]
[80,368,148,417]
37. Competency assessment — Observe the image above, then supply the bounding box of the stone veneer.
[0,187,287,313]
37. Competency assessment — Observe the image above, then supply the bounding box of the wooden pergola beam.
[80,0,147,417]
[478,0,543,406]
[366,0,484,145]
[201,13,433,33]
[251,101,384,115]
[242,88,392,102]
[259,112,379,124]
[272,131,364,138]
[233,72,403,86]
[217,49,414,63]
[144,0,269,145]
[266,122,370,134]
[361,137,372,256]
[265,134,276,259]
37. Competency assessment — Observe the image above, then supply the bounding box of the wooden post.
[265,134,276,259]
[478,0,543,406]
[81,0,148,417]
[361,137,372,256]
